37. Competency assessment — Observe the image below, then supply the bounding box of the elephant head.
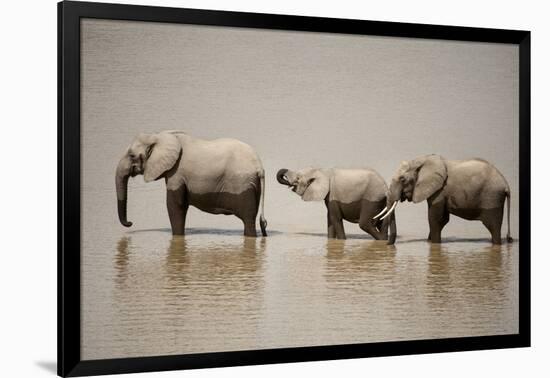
[276,168,330,201]
[375,155,447,221]
[115,132,182,227]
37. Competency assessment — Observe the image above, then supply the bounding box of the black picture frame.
[58,1,531,376]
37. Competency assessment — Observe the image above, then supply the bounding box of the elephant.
[276,168,396,244]
[115,130,267,237]
[376,154,512,244]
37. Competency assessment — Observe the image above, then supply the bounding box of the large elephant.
[115,131,267,237]
[376,154,512,244]
[276,168,396,244]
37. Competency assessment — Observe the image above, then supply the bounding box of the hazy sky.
[81,18,519,238]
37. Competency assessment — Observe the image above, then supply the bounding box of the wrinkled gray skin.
[116,131,267,237]
[382,154,512,244]
[277,168,396,244]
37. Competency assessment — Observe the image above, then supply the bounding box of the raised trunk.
[116,157,133,227]
[276,168,290,186]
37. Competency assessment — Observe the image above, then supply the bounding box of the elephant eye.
[399,176,406,183]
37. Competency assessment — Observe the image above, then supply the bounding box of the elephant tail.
[259,170,267,236]
[387,211,396,245]
[506,190,513,243]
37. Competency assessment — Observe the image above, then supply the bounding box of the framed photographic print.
[58,1,530,376]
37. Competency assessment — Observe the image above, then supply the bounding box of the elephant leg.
[332,217,346,240]
[374,212,387,234]
[428,212,448,241]
[234,184,259,238]
[480,207,503,244]
[359,215,386,240]
[167,186,188,236]
[327,210,336,239]
[440,210,450,231]
[327,202,346,239]
[242,218,257,237]
[428,202,447,244]
[359,200,387,240]
[378,218,388,235]
[359,221,386,240]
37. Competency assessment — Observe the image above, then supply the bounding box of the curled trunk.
[116,157,133,227]
[276,169,290,186]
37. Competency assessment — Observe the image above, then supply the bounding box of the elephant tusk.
[373,206,388,219]
[380,201,398,221]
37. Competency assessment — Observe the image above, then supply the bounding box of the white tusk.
[380,201,397,221]
[373,206,388,219]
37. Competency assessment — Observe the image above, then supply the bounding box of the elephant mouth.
[275,169,301,193]
[402,189,413,202]
[283,176,298,192]
[283,175,297,190]
[129,155,144,177]
[130,165,143,177]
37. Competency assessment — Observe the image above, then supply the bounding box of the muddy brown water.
[80,19,519,360]
[81,222,518,360]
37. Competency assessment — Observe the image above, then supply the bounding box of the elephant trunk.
[374,180,402,221]
[116,157,133,227]
[382,180,402,220]
[277,169,291,186]
[387,180,403,207]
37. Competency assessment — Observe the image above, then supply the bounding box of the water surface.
[82,226,518,360]
[80,19,519,360]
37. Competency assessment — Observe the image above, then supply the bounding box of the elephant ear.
[412,155,447,203]
[302,171,330,202]
[143,132,182,182]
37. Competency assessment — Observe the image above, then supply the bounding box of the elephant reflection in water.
[162,236,267,340]
[115,235,266,310]
[324,240,397,282]
[113,235,267,355]
[425,243,512,311]
[164,236,266,294]
[114,236,132,287]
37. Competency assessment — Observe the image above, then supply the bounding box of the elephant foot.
[328,233,346,240]
[243,219,258,237]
